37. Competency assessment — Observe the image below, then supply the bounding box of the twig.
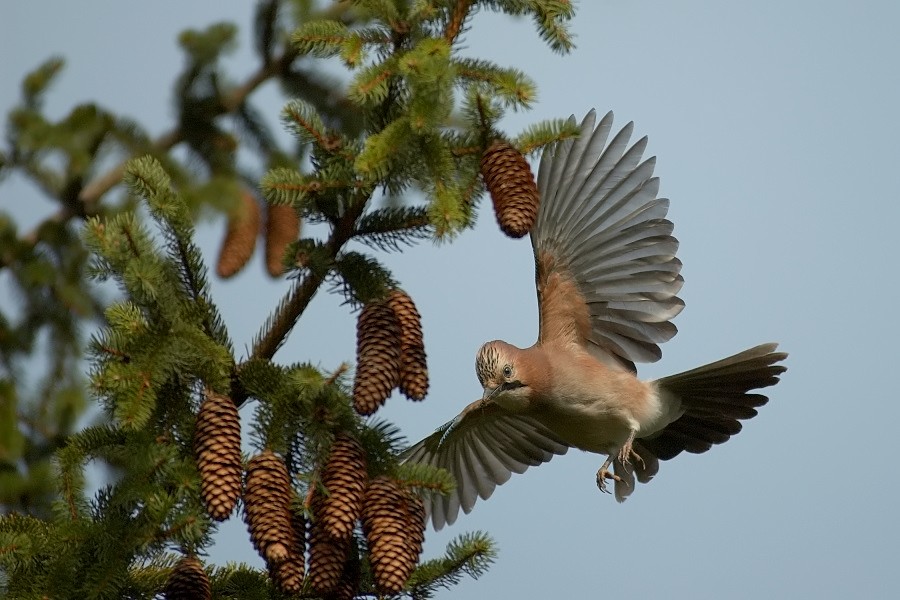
[445,0,475,45]
[249,196,367,364]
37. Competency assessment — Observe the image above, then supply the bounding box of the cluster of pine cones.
[216,189,301,279]
[352,289,428,415]
[183,398,426,599]
[216,138,539,281]
[175,142,538,597]
[301,435,426,597]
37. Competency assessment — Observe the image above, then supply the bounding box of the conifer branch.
[445,0,474,44]
[248,194,368,366]
[0,2,594,595]
[324,362,350,386]
[395,462,455,495]
[26,2,357,238]
[353,206,433,251]
[406,531,497,598]
[330,250,397,306]
[1,21,352,275]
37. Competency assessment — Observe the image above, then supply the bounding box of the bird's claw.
[596,468,621,494]
[617,447,643,468]
[617,435,643,468]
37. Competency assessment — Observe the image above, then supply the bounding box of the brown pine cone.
[308,489,351,595]
[361,476,425,595]
[216,189,261,278]
[352,300,401,416]
[164,555,211,600]
[403,488,427,558]
[387,290,429,401]
[269,554,306,595]
[194,389,242,521]
[243,451,298,565]
[265,203,301,277]
[327,550,361,600]
[268,499,306,594]
[319,434,367,541]
[480,140,540,238]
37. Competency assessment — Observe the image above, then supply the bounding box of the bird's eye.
[502,365,512,378]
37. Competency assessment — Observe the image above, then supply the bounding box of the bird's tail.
[614,343,788,501]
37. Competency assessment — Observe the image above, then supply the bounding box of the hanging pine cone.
[319,433,367,541]
[268,499,306,594]
[308,489,351,595]
[216,190,261,278]
[243,451,298,565]
[480,140,540,238]
[194,389,242,521]
[265,203,301,277]
[352,300,401,416]
[403,488,427,559]
[387,290,429,401]
[269,554,306,595]
[164,555,211,600]
[361,476,425,595]
[327,549,362,600]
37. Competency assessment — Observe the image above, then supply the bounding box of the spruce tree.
[0,1,581,597]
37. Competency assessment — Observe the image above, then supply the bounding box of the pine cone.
[269,500,307,594]
[327,550,361,600]
[269,554,306,595]
[320,434,367,541]
[387,290,429,401]
[480,140,540,238]
[361,476,425,595]
[352,300,401,416]
[308,490,351,595]
[403,488,427,558]
[243,451,298,565]
[265,203,301,277]
[165,555,211,600]
[216,190,261,278]
[194,389,242,521]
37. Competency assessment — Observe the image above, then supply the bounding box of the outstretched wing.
[532,110,684,371]
[401,400,569,530]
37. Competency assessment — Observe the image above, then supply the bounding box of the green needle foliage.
[0,1,583,598]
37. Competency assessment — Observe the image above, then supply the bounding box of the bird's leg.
[617,429,643,468]
[596,456,621,494]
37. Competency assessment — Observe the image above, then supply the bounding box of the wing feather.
[532,111,684,370]
[401,400,569,529]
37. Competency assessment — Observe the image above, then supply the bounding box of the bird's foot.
[616,431,643,468]
[596,467,621,494]
[617,447,644,468]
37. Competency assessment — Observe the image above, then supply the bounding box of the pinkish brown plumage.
[403,111,787,529]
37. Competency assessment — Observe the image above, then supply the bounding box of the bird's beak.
[482,385,499,403]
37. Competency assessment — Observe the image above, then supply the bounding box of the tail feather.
[641,343,787,462]
[674,413,740,439]
[690,393,769,407]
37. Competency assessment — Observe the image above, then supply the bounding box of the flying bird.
[403,110,787,530]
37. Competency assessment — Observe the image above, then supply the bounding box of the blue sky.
[3,1,899,598]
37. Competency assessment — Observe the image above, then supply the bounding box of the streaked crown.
[475,342,502,388]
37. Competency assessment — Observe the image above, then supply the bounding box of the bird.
[402,109,787,530]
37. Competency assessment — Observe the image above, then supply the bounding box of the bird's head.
[475,340,529,410]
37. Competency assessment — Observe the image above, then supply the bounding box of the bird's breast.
[537,406,634,455]
[529,349,658,454]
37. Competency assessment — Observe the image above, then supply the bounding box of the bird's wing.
[532,110,684,371]
[401,399,570,530]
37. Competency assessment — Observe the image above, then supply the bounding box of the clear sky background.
[3,1,899,598]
